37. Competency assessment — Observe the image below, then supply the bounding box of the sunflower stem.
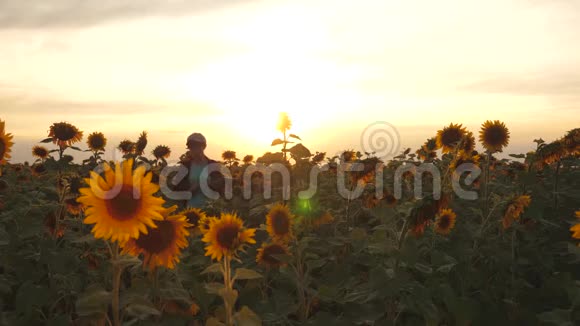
[483,152,492,222]
[394,216,411,274]
[554,160,561,210]
[222,256,234,326]
[110,242,122,326]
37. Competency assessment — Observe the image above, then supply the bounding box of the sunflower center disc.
[262,245,286,265]
[0,140,5,158]
[272,213,289,235]
[106,185,141,221]
[438,216,451,230]
[442,130,462,147]
[55,125,77,141]
[486,127,506,146]
[217,225,240,249]
[136,220,175,254]
[185,212,201,227]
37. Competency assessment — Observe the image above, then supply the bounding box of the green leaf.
[205,282,225,295]
[202,263,223,275]
[75,286,111,317]
[537,309,572,325]
[234,268,263,280]
[288,134,301,140]
[40,137,53,143]
[234,306,262,326]
[125,302,161,320]
[112,255,141,269]
[69,146,82,151]
[414,263,433,274]
[271,139,284,146]
[206,317,226,326]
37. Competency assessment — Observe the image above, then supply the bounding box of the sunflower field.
[0,117,579,326]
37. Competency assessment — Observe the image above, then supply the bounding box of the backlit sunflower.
[199,215,217,234]
[152,145,171,160]
[180,207,206,235]
[222,150,237,161]
[436,123,467,153]
[118,140,135,155]
[202,212,256,261]
[242,155,254,165]
[460,132,476,152]
[312,210,334,227]
[135,131,148,156]
[266,203,294,243]
[450,151,481,175]
[277,112,292,132]
[570,211,580,240]
[0,120,14,164]
[479,120,510,153]
[48,122,83,148]
[87,132,107,152]
[502,195,531,229]
[31,163,47,176]
[65,197,84,215]
[536,140,566,167]
[77,159,166,243]
[434,208,457,235]
[122,206,191,270]
[32,146,49,160]
[256,242,290,268]
[563,128,580,156]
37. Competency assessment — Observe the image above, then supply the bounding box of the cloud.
[0,0,253,29]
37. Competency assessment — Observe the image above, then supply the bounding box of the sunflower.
[434,208,457,235]
[199,215,217,234]
[122,206,191,270]
[277,112,292,132]
[312,210,334,227]
[563,128,580,155]
[202,212,256,261]
[460,132,476,152]
[536,140,566,167]
[450,151,481,175]
[180,207,207,234]
[152,145,171,160]
[65,197,84,215]
[32,146,49,160]
[135,131,148,156]
[118,140,135,155]
[222,150,237,161]
[256,242,290,268]
[45,211,65,238]
[0,120,14,164]
[242,155,254,165]
[436,123,466,153]
[571,211,580,240]
[31,163,47,176]
[502,195,531,229]
[266,203,294,243]
[479,120,510,153]
[48,122,83,148]
[87,132,107,152]
[77,159,166,244]
[341,150,356,162]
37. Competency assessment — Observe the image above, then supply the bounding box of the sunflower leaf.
[69,146,82,151]
[233,268,262,280]
[234,306,262,326]
[40,137,53,143]
[271,139,284,146]
[288,134,301,140]
[201,263,223,275]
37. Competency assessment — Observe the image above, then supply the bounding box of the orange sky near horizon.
[1,0,579,163]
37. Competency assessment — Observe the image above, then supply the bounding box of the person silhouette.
[177,133,224,208]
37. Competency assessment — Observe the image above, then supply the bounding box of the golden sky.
[1,0,579,162]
